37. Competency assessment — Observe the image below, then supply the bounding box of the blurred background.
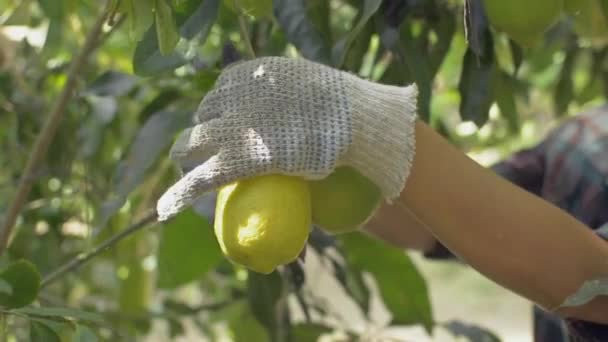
[0,0,606,340]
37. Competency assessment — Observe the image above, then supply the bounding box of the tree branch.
[41,210,158,288]
[0,1,113,256]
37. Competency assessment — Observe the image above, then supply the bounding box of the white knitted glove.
[157,56,418,221]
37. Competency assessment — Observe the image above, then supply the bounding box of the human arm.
[157,57,608,324]
[398,120,608,323]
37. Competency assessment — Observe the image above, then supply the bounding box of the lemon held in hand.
[214,174,311,274]
[310,166,382,234]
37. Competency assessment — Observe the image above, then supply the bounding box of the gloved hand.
[157,56,418,221]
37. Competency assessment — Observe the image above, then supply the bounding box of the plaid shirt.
[426,104,608,341]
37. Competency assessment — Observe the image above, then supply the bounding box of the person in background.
[366,104,608,341]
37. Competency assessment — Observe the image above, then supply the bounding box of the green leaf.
[133,27,187,76]
[292,323,333,342]
[508,39,523,76]
[37,0,63,20]
[4,0,32,25]
[97,110,192,234]
[118,249,152,316]
[132,0,220,76]
[331,0,382,67]
[85,71,138,97]
[15,306,104,324]
[224,301,270,342]
[459,47,495,127]
[558,277,608,308]
[339,234,434,333]
[247,271,288,341]
[554,48,577,117]
[0,260,41,309]
[154,0,180,55]
[179,0,221,40]
[273,0,331,64]
[442,320,501,342]
[122,0,154,41]
[30,321,62,342]
[306,0,331,43]
[73,325,99,342]
[157,209,223,289]
[493,70,519,134]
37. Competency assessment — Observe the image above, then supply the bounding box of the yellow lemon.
[310,167,382,234]
[215,174,311,274]
[483,0,563,47]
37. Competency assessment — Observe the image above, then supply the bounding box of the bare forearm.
[364,201,437,253]
[400,120,608,322]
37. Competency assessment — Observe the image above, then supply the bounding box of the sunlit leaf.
[4,0,32,25]
[122,0,154,41]
[154,0,180,55]
[157,209,223,289]
[339,234,434,333]
[0,259,40,309]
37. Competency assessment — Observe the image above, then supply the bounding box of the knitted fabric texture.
[157,56,418,221]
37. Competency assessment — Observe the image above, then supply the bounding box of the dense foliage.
[0,0,606,340]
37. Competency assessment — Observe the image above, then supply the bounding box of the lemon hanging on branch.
[214,174,310,274]
[483,0,564,47]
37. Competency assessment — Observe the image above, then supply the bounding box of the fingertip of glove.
[156,193,181,222]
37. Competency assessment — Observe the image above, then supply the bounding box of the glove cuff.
[343,77,418,202]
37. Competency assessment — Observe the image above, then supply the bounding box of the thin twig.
[233,0,256,58]
[41,210,158,288]
[0,1,113,256]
